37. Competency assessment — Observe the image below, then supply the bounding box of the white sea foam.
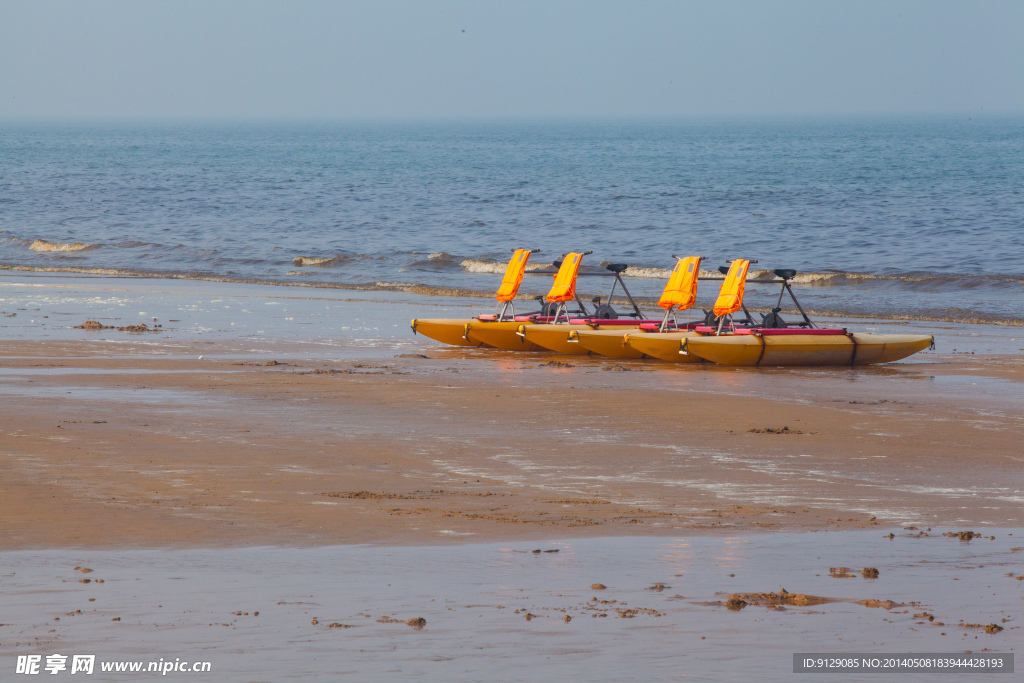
[292,253,373,267]
[293,256,336,267]
[29,239,96,253]
[460,259,553,274]
[619,266,672,279]
[749,269,851,285]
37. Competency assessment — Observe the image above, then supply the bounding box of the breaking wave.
[453,258,1023,289]
[293,256,337,267]
[458,258,718,279]
[1,262,1021,327]
[460,258,554,274]
[606,266,1024,288]
[748,269,1024,289]
[395,251,472,271]
[29,239,97,253]
[292,253,373,267]
[611,265,724,280]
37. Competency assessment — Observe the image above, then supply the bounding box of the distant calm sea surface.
[1,118,1022,323]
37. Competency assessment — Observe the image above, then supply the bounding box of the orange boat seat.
[712,259,751,317]
[658,256,703,311]
[494,249,534,302]
[546,252,585,303]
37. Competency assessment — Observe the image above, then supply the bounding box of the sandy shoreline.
[1,276,1020,678]
[1,337,1020,550]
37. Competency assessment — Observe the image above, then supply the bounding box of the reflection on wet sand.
[1,532,1016,680]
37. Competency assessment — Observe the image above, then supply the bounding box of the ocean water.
[1,118,1022,324]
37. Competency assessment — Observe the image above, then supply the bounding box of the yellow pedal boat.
[681,332,934,366]
[519,323,592,355]
[408,318,545,350]
[411,247,550,349]
[409,318,488,347]
[623,330,706,363]
[568,327,647,358]
[466,320,543,351]
[521,321,645,355]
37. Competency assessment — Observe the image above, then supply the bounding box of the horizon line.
[1,111,1022,125]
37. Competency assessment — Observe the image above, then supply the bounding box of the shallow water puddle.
[1,530,1018,681]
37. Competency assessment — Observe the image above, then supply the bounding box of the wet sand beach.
[2,533,1019,681]
[1,275,1021,679]
[0,340,1022,548]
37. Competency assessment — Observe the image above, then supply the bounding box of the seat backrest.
[657,256,702,311]
[712,259,750,316]
[546,252,584,303]
[494,249,533,302]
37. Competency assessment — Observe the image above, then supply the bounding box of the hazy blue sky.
[1,0,1020,119]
